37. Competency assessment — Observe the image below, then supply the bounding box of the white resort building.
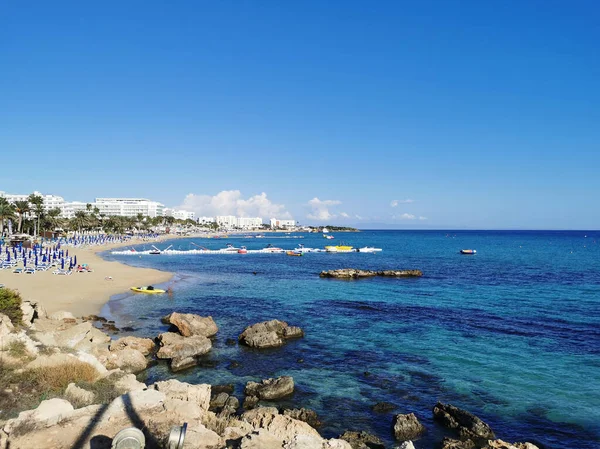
[216,216,263,230]
[164,208,196,221]
[270,218,296,229]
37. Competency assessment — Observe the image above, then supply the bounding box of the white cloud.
[391,199,414,207]
[399,213,416,220]
[340,212,349,218]
[178,190,291,219]
[306,197,341,221]
[419,216,427,220]
[355,214,363,220]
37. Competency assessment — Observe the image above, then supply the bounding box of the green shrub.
[0,288,23,326]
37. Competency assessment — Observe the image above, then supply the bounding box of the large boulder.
[152,378,211,411]
[433,402,495,441]
[3,398,74,434]
[239,320,304,349]
[283,408,321,428]
[165,312,218,337]
[64,383,95,407]
[103,370,147,394]
[20,300,47,326]
[48,311,75,321]
[104,348,148,373]
[156,332,212,370]
[393,413,426,441]
[0,313,14,338]
[245,376,294,400]
[110,336,155,355]
[53,322,93,348]
[339,430,385,449]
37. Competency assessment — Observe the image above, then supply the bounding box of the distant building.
[270,218,296,229]
[164,208,196,221]
[94,198,165,218]
[197,216,215,225]
[0,191,165,219]
[216,216,263,229]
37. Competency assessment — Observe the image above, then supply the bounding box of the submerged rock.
[371,402,396,413]
[433,402,495,441]
[393,413,425,441]
[238,320,304,349]
[245,376,294,400]
[320,269,423,279]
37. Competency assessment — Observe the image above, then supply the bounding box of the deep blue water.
[101,230,600,448]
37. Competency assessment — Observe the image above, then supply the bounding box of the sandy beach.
[0,236,176,317]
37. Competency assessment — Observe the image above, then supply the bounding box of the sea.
[100,230,600,449]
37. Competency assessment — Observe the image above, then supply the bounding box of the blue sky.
[1,1,599,229]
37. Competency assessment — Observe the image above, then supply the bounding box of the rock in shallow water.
[319,269,423,278]
[393,413,426,441]
[156,332,212,371]
[433,402,495,441]
[339,430,385,449]
[164,312,218,337]
[245,376,294,400]
[238,320,304,349]
[283,408,321,428]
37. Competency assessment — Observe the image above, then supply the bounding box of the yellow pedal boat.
[130,286,166,294]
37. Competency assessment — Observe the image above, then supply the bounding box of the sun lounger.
[52,269,72,276]
[13,268,23,274]
[24,268,36,274]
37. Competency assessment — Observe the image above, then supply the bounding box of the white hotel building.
[164,208,196,221]
[270,218,296,229]
[216,216,263,230]
[0,191,165,219]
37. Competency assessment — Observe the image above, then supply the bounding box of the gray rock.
[319,269,423,278]
[53,322,93,348]
[371,402,396,413]
[152,378,211,411]
[157,332,212,360]
[393,413,426,441]
[441,438,476,449]
[396,442,416,449]
[243,395,259,410]
[64,383,95,407]
[245,376,294,400]
[210,392,230,409]
[238,320,304,349]
[165,312,218,337]
[104,348,148,373]
[283,408,321,428]
[110,336,155,355]
[433,402,494,441]
[339,431,385,449]
[0,313,14,338]
[48,311,76,321]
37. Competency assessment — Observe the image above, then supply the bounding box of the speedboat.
[286,251,302,256]
[357,247,382,253]
[222,244,239,252]
[263,244,284,253]
[238,246,248,254]
[323,234,334,239]
[325,245,353,252]
[460,249,476,255]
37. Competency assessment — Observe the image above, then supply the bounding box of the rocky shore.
[319,269,423,279]
[0,299,541,448]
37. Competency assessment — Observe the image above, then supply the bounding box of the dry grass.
[74,378,120,405]
[0,361,99,419]
[6,340,29,359]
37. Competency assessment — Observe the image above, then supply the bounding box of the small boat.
[322,228,329,233]
[357,247,383,253]
[325,245,354,252]
[238,246,248,254]
[263,244,284,253]
[131,286,166,294]
[460,249,476,255]
[323,234,334,239]
[222,244,239,252]
[286,251,302,256]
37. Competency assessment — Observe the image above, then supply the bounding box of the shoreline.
[0,235,178,317]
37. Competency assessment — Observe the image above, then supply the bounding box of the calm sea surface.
[101,230,600,448]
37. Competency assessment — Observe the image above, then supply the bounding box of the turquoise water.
[102,231,600,448]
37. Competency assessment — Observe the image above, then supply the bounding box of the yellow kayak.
[130,286,166,294]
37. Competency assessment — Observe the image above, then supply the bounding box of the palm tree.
[28,194,44,237]
[86,203,92,213]
[45,208,63,232]
[13,200,31,233]
[72,210,89,232]
[0,199,16,236]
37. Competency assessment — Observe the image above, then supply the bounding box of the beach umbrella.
[35,255,38,266]
[7,253,10,262]
[42,254,47,263]
[66,249,69,257]
[23,257,26,267]
[74,255,77,265]
[61,258,65,269]
[53,253,57,260]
